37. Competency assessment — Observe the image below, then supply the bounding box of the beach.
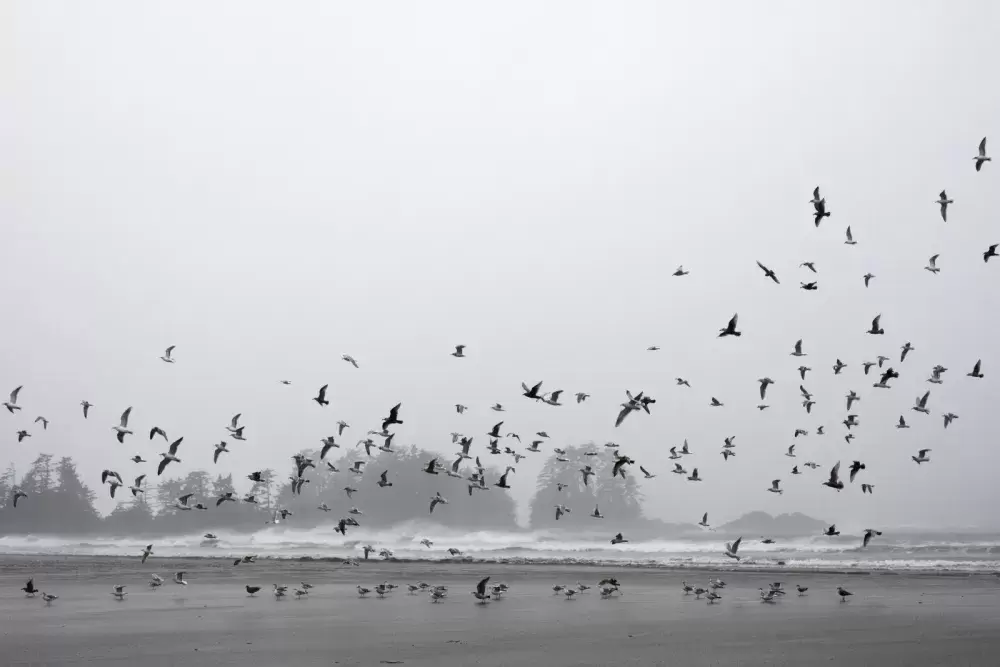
[3,557,1000,666]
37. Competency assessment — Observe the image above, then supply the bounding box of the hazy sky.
[5,1,999,531]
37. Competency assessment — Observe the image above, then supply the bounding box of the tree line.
[0,443,651,537]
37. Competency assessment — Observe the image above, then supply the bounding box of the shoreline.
[2,552,997,578]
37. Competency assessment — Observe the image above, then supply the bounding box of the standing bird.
[936,190,953,221]
[4,386,23,413]
[974,137,991,171]
[112,407,133,443]
[452,345,466,358]
[160,346,176,363]
[838,586,853,602]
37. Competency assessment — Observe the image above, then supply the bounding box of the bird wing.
[702,512,708,523]
[380,470,388,483]
[476,576,490,596]
[640,466,650,476]
[772,479,780,490]
[846,226,853,241]
[732,537,742,553]
[980,137,987,156]
[168,438,183,455]
[615,405,631,427]
[230,413,241,428]
[872,314,881,329]
[135,475,145,486]
[120,407,132,427]
[729,313,738,329]
[165,346,175,358]
[929,254,938,267]
[388,403,401,420]
[829,461,841,484]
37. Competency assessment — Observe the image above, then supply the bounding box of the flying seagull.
[844,226,856,245]
[452,345,466,358]
[341,355,359,368]
[968,360,984,378]
[974,137,991,172]
[160,346,176,363]
[823,461,844,491]
[985,244,999,263]
[790,339,806,357]
[429,492,448,514]
[800,262,817,273]
[925,254,940,274]
[756,261,780,284]
[936,190,953,221]
[313,385,329,406]
[912,449,932,464]
[34,416,48,430]
[673,266,689,276]
[867,314,884,335]
[718,313,741,337]
[4,386,23,413]
[80,400,92,418]
[863,273,874,287]
[724,537,742,560]
[112,407,133,443]
[157,438,183,475]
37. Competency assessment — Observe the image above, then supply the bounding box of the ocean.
[1,522,998,573]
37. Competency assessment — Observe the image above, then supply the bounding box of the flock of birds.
[4,136,997,607]
[19,572,863,607]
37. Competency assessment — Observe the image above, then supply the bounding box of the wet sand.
[2,556,1000,666]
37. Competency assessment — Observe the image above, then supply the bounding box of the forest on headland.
[0,445,823,538]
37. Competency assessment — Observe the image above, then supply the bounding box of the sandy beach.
[2,557,1000,666]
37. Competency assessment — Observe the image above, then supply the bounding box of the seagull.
[936,190,953,221]
[213,441,229,463]
[522,381,544,400]
[968,360,984,378]
[790,340,806,357]
[718,313,741,337]
[925,254,941,274]
[639,465,656,479]
[985,244,999,263]
[974,137,991,171]
[846,390,859,410]
[610,532,628,545]
[849,461,866,483]
[429,492,448,514]
[768,479,783,495]
[381,403,403,430]
[896,415,910,429]
[647,346,660,351]
[472,576,491,603]
[673,265,689,276]
[676,378,691,387]
[579,466,594,486]
[112,407,133,442]
[111,585,127,600]
[41,592,58,604]
[724,537,742,561]
[157,438,183,475]
[791,466,800,475]
[687,468,702,482]
[786,445,796,458]
[913,390,931,414]
[867,314,884,335]
[313,384,329,406]
[798,366,811,380]
[129,475,146,497]
[838,586,853,602]
[758,378,775,400]
[173,572,187,585]
[943,412,958,428]
[863,273,875,287]
[862,529,882,548]
[721,450,735,461]
[160,346,176,363]
[2,386,23,413]
[575,392,589,403]
[877,355,889,367]
[80,400,92,418]
[495,471,511,489]
[33,416,49,430]
[800,262,817,273]
[698,513,710,528]
[823,461,844,491]
[912,449,932,464]
[245,585,261,597]
[862,483,875,494]
[710,397,723,407]
[452,345,466,358]
[341,354,359,368]
[844,226,856,245]
[377,470,392,488]
[139,544,153,563]
[554,504,570,520]
[800,281,818,290]
[591,505,604,519]
[16,430,30,442]
[756,261,780,284]
[706,591,722,604]
[22,578,38,596]
[833,359,846,374]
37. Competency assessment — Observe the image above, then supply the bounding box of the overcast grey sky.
[5,1,999,530]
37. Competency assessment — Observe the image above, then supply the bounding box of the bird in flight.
[756,261,780,284]
[974,136,991,171]
[936,190,953,221]
[160,346,176,363]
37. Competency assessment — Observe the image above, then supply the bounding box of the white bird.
[925,254,941,274]
[912,449,932,464]
[844,226,856,245]
[639,465,656,479]
[785,445,795,458]
[160,346,176,363]
[790,340,806,357]
[974,137,991,172]
[913,391,931,414]
[936,190,953,221]
[3,386,22,413]
[429,492,448,514]
[112,407,133,443]
[157,438,183,475]
[768,479,783,495]
[342,354,359,368]
[724,537,742,560]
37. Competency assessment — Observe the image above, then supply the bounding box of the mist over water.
[2,522,997,573]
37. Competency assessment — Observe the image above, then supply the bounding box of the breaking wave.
[2,521,998,573]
